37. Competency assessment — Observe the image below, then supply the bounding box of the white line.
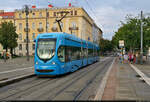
[100,57,110,62]
[0,66,33,74]
[130,64,150,86]
[94,57,116,100]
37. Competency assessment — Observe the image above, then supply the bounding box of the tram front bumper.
[34,65,59,75]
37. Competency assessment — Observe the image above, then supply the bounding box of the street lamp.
[23,5,30,61]
[140,11,143,64]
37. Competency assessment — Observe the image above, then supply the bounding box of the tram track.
[41,58,113,100]
[50,58,113,100]
[0,57,113,100]
[17,60,105,100]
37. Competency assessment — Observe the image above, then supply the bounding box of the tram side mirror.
[34,39,36,42]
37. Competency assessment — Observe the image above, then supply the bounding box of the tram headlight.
[35,62,38,65]
[52,62,56,65]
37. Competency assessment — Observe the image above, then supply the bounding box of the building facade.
[0,7,102,56]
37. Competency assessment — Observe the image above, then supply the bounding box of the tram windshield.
[37,38,56,60]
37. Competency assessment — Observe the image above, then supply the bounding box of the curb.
[0,73,35,87]
[94,57,116,100]
[130,64,150,86]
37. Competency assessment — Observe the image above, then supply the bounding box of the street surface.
[0,57,150,100]
[0,57,113,100]
[0,57,34,81]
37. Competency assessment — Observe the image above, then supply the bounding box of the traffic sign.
[119,40,124,47]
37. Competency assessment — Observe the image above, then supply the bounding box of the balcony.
[24,28,30,32]
[24,39,30,43]
[51,27,58,32]
[69,26,79,30]
[37,28,44,32]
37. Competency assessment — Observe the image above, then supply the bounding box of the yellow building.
[0,7,102,56]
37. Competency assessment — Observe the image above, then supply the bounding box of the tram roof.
[37,32,99,48]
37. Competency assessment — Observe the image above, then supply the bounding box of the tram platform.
[102,57,150,100]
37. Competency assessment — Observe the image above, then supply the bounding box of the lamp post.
[140,11,143,64]
[24,5,30,61]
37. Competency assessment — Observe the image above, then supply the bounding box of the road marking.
[100,57,110,62]
[94,57,116,100]
[0,66,33,74]
[130,64,150,86]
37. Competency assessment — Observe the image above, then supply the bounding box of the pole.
[140,11,143,64]
[25,5,29,61]
[46,8,48,33]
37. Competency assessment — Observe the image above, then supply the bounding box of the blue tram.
[34,32,100,76]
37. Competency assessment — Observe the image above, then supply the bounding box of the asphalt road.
[0,57,114,100]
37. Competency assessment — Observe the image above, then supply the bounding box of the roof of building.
[0,12,14,18]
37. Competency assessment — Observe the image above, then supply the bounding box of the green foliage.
[0,21,18,53]
[99,38,113,54]
[112,15,150,52]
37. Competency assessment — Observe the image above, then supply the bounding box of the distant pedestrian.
[133,54,136,64]
[3,51,6,62]
[124,54,128,63]
[128,53,132,63]
[131,53,134,64]
[135,53,138,64]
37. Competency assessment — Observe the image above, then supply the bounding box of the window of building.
[19,44,22,50]
[47,12,49,17]
[53,22,57,28]
[72,22,76,28]
[53,12,56,17]
[19,33,22,40]
[47,22,49,29]
[60,22,63,28]
[39,22,42,28]
[32,33,35,40]
[75,11,77,15]
[32,13,35,18]
[61,12,63,17]
[32,44,35,50]
[19,13,22,18]
[32,22,35,30]
[70,11,73,15]
[39,12,42,17]
[19,23,22,30]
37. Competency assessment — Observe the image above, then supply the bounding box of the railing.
[37,28,44,32]
[69,26,79,30]
[24,28,30,32]
[51,27,58,32]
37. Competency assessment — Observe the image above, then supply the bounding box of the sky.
[0,0,150,40]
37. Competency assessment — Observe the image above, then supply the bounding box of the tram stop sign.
[119,40,124,47]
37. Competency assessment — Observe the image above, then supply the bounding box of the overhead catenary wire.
[84,0,104,29]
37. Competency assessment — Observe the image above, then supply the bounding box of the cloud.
[0,0,150,40]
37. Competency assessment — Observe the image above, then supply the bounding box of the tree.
[99,38,114,55]
[112,15,150,53]
[0,21,18,56]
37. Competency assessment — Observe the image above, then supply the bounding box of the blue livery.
[34,32,100,76]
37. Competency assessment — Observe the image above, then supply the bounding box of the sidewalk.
[0,57,34,85]
[102,57,150,100]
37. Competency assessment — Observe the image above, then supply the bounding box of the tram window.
[83,48,86,58]
[58,46,65,62]
[65,46,72,62]
[88,49,93,57]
